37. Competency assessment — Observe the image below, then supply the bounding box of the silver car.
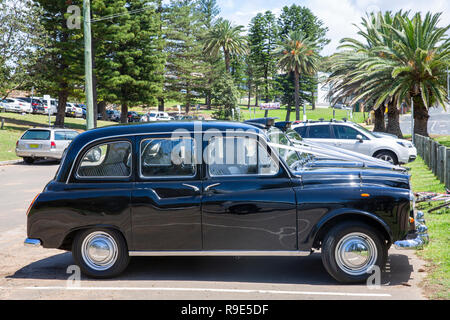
[16,128,79,164]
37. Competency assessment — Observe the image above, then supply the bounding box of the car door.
[331,125,372,156]
[303,124,337,147]
[201,133,297,251]
[131,134,203,251]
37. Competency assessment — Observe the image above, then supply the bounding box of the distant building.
[317,72,331,107]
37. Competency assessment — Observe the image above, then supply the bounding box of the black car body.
[25,121,428,282]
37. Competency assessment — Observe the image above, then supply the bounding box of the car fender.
[307,208,393,249]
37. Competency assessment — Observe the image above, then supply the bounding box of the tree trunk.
[158,97,164,112]
[386,101,403,138]
[99,101,107,121]
[413,96,429,137]
[373,107,385,132]
[294,71,300,121]
[311,90,316,110]
[285,104,291,121]
[54,90,68,127]
[120,102,128,123]
[255,84,259,107]
[224,49,230,74]
[247,83,251,108]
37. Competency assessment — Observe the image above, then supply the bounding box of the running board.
[129,250,312,257]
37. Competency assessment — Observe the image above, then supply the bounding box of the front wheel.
[321,221,387,283]
[72,228,130,278]
[374,150,398,164]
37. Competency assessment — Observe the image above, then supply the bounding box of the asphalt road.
[0,161,428,300]
[400,106,450,135]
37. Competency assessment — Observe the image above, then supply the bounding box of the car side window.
[77,141,132,178]
[140,137,196,177]
[307,125,331,139]
[333,125,367,140]
[207,136,279,177]
[294,126,307,138]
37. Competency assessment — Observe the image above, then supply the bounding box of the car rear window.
[21,130,50,140]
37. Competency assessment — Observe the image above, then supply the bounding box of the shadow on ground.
[8,251,415,287]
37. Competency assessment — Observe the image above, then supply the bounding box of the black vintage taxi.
[24,121,428,283]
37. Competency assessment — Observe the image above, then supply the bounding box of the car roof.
[294,120,354,126]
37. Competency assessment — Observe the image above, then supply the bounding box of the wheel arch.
[58,224,129,251]
[311,210,393,250]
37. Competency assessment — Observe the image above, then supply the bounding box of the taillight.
[16,140,19,147]
[27,193,40,216]
[51,141,56,149]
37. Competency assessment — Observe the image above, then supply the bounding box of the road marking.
[0,286,392,297]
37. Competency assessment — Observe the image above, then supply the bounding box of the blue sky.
[216,0,450,56]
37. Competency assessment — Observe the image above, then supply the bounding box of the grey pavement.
[400,105,450,135]
[0,162,429,300]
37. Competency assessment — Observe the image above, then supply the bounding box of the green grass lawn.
[200,105,367,123]
[434,135,450,147]
[405,156,449,299]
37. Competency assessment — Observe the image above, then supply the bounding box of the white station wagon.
[16,128,79,164]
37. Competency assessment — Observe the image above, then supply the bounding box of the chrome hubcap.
[335,232,378,276]
[378,154,394,164]
[81,231,118,271]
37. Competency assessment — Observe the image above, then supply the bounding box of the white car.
[140,111,173,122]
[65,103,83,118]
[292,120,417,164]
[16,128,79,163]
[1,98,33,113]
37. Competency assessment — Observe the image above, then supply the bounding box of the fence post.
[425,137,431,166]
[437,146,445,183]
[446,148,450,190]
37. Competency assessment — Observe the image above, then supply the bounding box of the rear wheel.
[321,221,387,283]
[72,228,130,278]
[23,157,34,164]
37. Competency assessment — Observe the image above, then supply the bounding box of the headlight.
[397,141,413,148]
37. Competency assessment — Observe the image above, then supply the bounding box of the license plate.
[28,144,39,149]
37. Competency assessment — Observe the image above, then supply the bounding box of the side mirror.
[356,134,363,142]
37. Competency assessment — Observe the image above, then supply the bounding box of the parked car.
[247,118,407,172]
[24,121,428,282]
[140,111,172,122]
[16,128,79,164]
[106,109,120,122]
[81,106,103,120]
[127,111,141,122]
[35,97,58,115]
[292,120,417,164]
[1,98,33,113]
[16,97,45,114]
[66,103,83,118]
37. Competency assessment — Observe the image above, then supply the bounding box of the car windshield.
[352,123,377,138]
[21,130,50,140]
[266,127,313,170]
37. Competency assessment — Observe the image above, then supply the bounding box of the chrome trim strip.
[129,250,311,257]
[24,238,42,247]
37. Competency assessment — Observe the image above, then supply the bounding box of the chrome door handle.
[182,184,200,192]
[204,183,220,192]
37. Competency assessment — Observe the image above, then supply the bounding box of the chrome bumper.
[394,211,429,250]
[24,238,42,247]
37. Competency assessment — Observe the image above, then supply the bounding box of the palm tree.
[328,11,450,137]
[276,31,319,121]
[204,19,248,73]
